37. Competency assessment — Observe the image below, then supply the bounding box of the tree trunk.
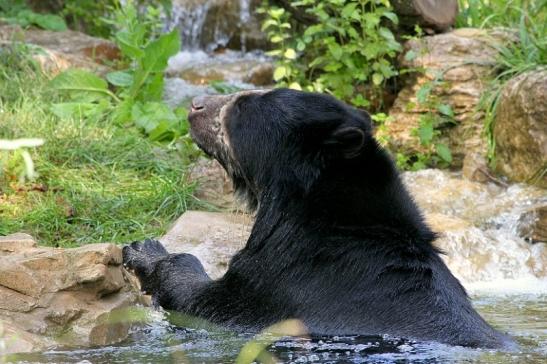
[390,0,459,32]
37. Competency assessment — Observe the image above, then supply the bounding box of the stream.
[7,292,547,363]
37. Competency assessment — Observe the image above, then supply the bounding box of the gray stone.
[161,210,251,279]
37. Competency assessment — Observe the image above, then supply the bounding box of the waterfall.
[165,0,256,52]
[166,0,213,50]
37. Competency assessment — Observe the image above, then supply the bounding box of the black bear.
[123,89,514,349]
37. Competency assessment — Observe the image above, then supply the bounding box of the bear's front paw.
[122,239,168,291]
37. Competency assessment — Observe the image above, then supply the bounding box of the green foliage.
[260,0,401,108]
[0,0,67,31]
[51,1,186,143]
[456,0,546,29]
[0,47,196,246]
[398,73,456,171]
[472,1,546,166]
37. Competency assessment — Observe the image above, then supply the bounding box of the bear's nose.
[191,96,207,112]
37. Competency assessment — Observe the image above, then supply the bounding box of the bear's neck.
[252,143,435,247]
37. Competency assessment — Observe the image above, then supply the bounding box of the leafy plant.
[50,1,186,142]
[456,0,546,29]
[0,46,196,246]
[0,0,67,31]
[260,0,402,108]
[398,73,456,171]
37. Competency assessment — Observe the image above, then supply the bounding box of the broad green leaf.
[50,69,114,101]
[372,73,384,86]
[139,72,164,101]
[115,30,145,59]
[404,50,417,62]
[437,104,454,117]
[416,84,432,104]
[284,48,297,60]
[304,24,324,37]
[106,71,134,87]
[261,19,278,31]
[140,30,180,73]
[288,82,302,90]
[435,143,453,163]
[148,121,177,141]
[341,3,357,18]
[270,35,284,43]
[51,101,110,121]
[382,11,399,24]
[130,30,180,97]
[33,14,67,31]
[50,103,93,119]
[112,99,134,125]
[131,101,178,135]
[273,66,286,81]
[378,27,395,41]
[417,121,434,145]
[351,94,370,107]
[269,8,285,19]
[412,160,427,171]
[347,27,359,39]
[328,43,343,60]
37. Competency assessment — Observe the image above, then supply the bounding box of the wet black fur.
[123,89,514,348]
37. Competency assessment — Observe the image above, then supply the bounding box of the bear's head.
[189,89,376,209]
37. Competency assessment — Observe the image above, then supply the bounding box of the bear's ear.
[323,126,365,159]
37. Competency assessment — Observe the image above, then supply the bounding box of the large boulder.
[0,234,144,354]
[493,69,547,187]
[160,210,251,279]
[382,28,514,176]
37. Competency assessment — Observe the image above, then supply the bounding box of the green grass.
[0,46,198,247]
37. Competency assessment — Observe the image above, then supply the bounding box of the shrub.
[260,0,402,109]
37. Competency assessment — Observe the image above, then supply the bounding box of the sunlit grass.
[0,46,198,247]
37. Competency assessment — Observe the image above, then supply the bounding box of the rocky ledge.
[0,235,144,354]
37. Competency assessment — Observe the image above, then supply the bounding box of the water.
[5,293,546,363]
[162,0,271,107]
[164,49,270,107]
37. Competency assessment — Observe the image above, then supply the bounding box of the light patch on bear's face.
[189,90,269,162]
[188,90,271,209]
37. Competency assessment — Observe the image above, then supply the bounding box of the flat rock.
[0,235,143,354]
